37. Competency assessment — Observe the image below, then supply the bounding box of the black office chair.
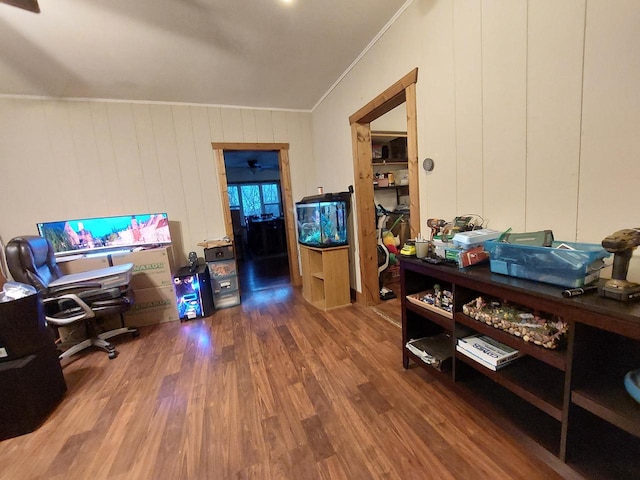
[5,236,138,360]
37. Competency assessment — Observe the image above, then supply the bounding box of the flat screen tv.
[36,213,171,257]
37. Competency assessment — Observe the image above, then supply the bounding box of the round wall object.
[422,158,435,172]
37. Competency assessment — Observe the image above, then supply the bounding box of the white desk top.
[49,262,133,288]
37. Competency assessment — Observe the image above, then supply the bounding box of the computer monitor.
[36,213,171,257]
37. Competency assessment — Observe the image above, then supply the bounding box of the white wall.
[0,98,313,264]
[312,0,640,286]
[2,0,639,289]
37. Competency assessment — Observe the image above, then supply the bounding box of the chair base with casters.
[5,235,139,362]
[45,281,138,360]
[57,325,139,360]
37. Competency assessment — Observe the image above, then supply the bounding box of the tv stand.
[401,257,640,479]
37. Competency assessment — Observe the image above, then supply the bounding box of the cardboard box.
[57,255,110,275]
[57,312,125,344]
[111,247,174,290]
[123,286,178,328]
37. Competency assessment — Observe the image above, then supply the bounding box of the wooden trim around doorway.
[349,68,420,307]
[212,142,301,288]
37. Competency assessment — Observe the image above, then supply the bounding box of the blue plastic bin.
[484,240,610,288]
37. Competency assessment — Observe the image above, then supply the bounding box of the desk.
[247,217,286,256]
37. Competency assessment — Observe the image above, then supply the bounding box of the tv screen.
[37,213,171,256]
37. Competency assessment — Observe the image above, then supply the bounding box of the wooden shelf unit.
[371,131,409,205]
[400,257,640,479]
[300,245,350,310]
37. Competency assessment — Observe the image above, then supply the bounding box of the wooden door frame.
[349,68,419,307]
[212,142,301,287]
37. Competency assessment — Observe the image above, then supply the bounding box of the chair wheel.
[108,350,118,359]
[132,330,140,338]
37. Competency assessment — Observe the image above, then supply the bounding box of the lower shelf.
[571,367,640,439]
[567,406,640,480]
[455,354,564,421]
[454,365,563,456]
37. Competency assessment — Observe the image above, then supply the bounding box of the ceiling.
[0,0,407,110]
[224,150,279,170]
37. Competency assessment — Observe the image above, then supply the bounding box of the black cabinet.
[0,292,66,440]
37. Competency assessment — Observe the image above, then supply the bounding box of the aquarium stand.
[300,245,350,310]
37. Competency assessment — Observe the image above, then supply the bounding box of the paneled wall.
[0,98,314,262]
[313,0,640,287]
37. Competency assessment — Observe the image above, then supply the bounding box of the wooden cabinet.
[300,245,350,310]
[400,257,640,479]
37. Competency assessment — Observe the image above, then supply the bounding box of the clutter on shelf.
[405,285,453,319]
[462,295,568,349]
[405,333,453,372]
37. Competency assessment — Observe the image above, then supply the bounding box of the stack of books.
[456,334,520,371]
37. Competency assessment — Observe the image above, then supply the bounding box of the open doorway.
[224,150,290,293]
[350,68,420,315]
[212,142,301,296]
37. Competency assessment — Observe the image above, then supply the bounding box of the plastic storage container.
[207,259,236,279]
[484,240,610,288]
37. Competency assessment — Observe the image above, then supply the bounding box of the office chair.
[5,236,138,360]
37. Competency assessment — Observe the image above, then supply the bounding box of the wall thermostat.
[422,158,435,172]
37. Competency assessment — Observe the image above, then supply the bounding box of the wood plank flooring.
[0,286,567,480]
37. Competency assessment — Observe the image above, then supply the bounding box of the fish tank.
[296,192,350,248]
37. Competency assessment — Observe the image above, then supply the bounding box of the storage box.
[212,274,238,294]
[452,229,502,250]
[396,169,409,186]
[204,245,234,262]
[377,177,389,188]
[111,247,174,289]
[57,255,109,275]
[485,240,610,288]
[123,286,178,327]
[214,291,241,309]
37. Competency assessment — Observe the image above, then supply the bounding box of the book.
[406,333,453,372]
[456,345,506,371]
[457,334,520,366]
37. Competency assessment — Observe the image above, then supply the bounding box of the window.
[228,182,282,223]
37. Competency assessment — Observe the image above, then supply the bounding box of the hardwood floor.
[0,286,567,480]
[237,253,290,294]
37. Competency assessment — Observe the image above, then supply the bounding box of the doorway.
[212,143,301,295]
[350,68,420,311]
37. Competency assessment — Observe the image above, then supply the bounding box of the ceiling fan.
[247,159,278,173]
[1,0,40,13]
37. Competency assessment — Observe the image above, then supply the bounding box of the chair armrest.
[42,294,96,325]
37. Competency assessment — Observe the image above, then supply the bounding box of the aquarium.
[296,192,349,248]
